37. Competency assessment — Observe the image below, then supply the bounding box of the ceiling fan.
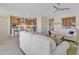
[52,4,70,13]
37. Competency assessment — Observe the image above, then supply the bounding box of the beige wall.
[51,11,79,31]
[0,16,9,36]
[41,17,49,34]
[36,17,49,34]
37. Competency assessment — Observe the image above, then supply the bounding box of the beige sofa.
[19,31,70,55]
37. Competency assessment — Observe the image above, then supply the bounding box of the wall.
[41,17,49,34]
[0,16,9,36]
[0,8,21,36]
[52,10,79,31]
[37,17,42,33]
[51,5,79,42]
[0,3,79,36]
[36,17,49,34]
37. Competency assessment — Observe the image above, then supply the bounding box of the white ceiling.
[0,3,79,17]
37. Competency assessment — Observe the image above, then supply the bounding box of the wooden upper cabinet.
[62,16,76,28]
[10,16,19,25]
[10,16,37,26]
[25,19,34,25]
[62,18,67,26]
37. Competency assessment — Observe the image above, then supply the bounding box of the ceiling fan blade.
[52,10,59,13]
[60,8,70,10]
[53,5,59,9]
[57,3,60,5]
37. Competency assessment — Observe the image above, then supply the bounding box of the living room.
[0,3,79,55]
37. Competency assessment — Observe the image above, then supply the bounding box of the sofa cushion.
[20,31,56,55]
[30,34,56,55]
[52,41,70,55]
